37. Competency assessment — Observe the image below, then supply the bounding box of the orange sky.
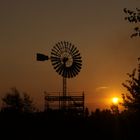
[0,0,140,111]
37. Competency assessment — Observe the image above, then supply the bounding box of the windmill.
[37,41,83,110]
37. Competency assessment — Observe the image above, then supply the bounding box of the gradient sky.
[0,0,140,111]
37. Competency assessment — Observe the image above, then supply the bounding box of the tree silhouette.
[1,87,35,113]
[22,93,36,113]
[121,59,140,113]
[123,8,140,38]
[110,104,119,115]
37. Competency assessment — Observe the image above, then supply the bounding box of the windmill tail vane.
[36,53,49,61]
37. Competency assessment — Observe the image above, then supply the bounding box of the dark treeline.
[0,91,139,139]
[0,104,140,140]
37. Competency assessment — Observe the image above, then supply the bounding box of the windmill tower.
[37,41,84,112]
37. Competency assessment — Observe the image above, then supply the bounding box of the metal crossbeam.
[45,95,84,101]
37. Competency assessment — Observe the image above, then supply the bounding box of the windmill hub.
[62,57,68,64]
[61,57,72,68]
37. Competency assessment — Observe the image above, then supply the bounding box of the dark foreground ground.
[0,110,140,140]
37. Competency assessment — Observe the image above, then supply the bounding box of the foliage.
[124,8,140,38]
[122,59,140,113]
[1,87,35,113]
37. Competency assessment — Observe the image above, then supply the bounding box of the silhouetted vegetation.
[124,8,140,38]
[1,87,35,113]
[122,59,140,113]
[0,98,139,139]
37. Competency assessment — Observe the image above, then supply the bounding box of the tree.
[110,104,119,115]
[1,87,35,113]
[2,87,23,112]
[22,93,36,113]
[121,58,140,113]
[123,8,140,38]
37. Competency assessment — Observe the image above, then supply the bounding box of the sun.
[112,97,119,104]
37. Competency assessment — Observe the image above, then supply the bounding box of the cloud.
[96,86,109,92]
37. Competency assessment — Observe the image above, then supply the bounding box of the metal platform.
[44,92,85,113]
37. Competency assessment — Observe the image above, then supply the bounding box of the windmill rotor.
[51,41,82,78]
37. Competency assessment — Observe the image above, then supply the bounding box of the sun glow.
[112,97,119,104]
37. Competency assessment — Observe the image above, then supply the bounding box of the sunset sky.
[0,0,140,111]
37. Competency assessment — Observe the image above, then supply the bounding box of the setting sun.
[112,97,119,104]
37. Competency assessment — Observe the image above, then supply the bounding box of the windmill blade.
[58,42,63,53]
[67,42,72,53]
[64,41,69,48]
[72,50,79,57]
[56,64,64,75]
[54,62,62,70]
[61,41,65,50]
[51,49,61,57]
[73,56,82,61]
[73,58,82,63]
[56,42,63,53]
[51,51,58,57]
[74,62,82,69]
[70,67,77,77]
[52,46,60,54]
[71,45,77,55]
[75,65,82,72]
[51,58,61,67]
[55,64,62,72]
[69,64,78,77]
[58,64,65,76]
[73,63,81,73]
[52,60,61,67]
[51,57,60,63]
[73,53,81,58]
